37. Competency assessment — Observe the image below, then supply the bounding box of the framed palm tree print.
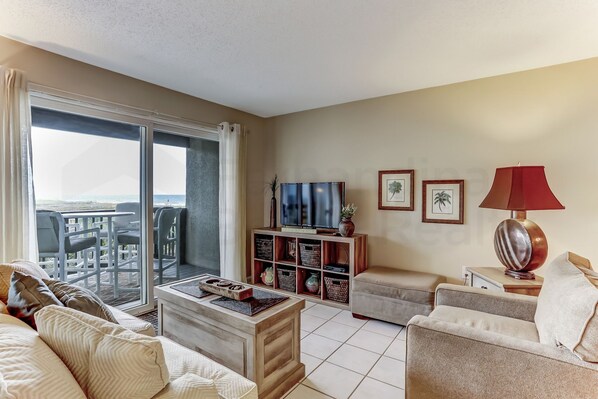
[422,180,464,224]
[378,170,414,211]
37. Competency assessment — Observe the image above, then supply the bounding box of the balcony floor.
[71,263,219,307]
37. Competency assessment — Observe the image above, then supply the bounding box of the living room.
[1,2,598,399]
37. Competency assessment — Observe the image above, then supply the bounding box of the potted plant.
[339,203,357,237]
[267,175,279,229]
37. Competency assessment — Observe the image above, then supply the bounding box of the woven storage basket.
[277,268,296,292]
[324,276,349,303]
[299,242,321,268]
[256,237,273,260]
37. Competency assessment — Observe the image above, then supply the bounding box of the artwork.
[422,180,464,224]
[378,170,414,211]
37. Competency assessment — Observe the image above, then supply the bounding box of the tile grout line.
[299,310,367,398]
[297,310,405,398]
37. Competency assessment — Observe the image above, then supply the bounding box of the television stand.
[251,228,368,310]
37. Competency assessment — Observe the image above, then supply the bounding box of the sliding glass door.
[29,92,220,313]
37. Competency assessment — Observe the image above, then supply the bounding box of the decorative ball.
[260,267,274,286]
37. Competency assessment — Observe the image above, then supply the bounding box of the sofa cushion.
[7,272,63,328]
[430,305,539,342]
[0,260,50,303]
[0,300,7,315]
[153,373,219,399]
[0,313,86,399]
[108,305,156,336]
[535,252,598,362]
[158,336,258,399]
[44,279,118,323]
[35,306,169,399]
[353,266,446,306]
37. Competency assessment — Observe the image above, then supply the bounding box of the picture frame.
[378,170,414,211]
[422,180,464,224]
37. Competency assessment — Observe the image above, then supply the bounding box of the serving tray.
[197,275,254,301]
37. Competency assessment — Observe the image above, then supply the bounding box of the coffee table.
[155,277,305,399]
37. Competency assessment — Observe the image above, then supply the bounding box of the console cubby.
[252,260,274,289]
[275,236,298,265]
[251,228,367,309]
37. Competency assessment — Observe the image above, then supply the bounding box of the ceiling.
[1,1,598,117]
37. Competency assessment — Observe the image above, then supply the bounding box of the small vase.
[339,217,355,237]
[269,197,277,229]
[305,272,320,294]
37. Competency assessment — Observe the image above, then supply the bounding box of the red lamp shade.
[479,166,564,211]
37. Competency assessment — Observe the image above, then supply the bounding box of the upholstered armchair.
[406,253,598,399]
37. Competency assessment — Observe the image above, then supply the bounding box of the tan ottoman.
[351,266,447,326]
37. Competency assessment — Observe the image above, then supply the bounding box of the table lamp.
[479,165,564,279]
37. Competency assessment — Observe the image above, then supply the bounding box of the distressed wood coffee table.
[155,277,305,399]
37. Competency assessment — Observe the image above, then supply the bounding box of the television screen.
[281,183,300,226]
[281,182,345,229]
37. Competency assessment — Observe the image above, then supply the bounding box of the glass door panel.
[31,106,146,308]
[152,130,219,287]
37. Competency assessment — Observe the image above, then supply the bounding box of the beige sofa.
[0,262,258,399]
[406,252,598,399]
[0,309,258,399]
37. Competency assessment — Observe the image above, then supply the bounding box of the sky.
[31,127,186,200]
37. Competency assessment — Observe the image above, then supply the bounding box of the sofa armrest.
[108,305,156,337]
[406,315,598,399]
[435,283,537,322]
[152,373,219,399]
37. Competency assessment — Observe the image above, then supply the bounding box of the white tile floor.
[283,302,406,399]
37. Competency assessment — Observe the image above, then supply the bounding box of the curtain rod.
[217,123,249,134]
[28,82,220,133]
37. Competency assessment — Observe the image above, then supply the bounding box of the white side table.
[466,267,543,296]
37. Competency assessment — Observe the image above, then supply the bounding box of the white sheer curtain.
[0,67,37,262]
[218,122,247,282]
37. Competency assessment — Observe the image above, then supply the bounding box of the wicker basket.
[324,276,349,303]
[277,268,296,292]
[299,242,321,268]
[256,237,273,260]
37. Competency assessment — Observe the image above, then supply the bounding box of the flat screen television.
[280,182,345,229]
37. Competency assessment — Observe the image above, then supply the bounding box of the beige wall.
[0,36,268,269]
[267,58,598,281]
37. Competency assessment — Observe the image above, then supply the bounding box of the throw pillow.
[44,279,118,323]
[6,271,63,328]
[0,313,86,399]
[535,252,598,362]
[35,306,170,399]
[0,260,50,303]
[567,251,593,271]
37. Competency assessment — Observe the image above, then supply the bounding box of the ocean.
[72,194,186,206]
[37,194,186,212]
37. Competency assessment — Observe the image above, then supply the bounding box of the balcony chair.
[113,205,182,295]
[36,210,101,291]
[112,202,141,297]
[154,207,182,285]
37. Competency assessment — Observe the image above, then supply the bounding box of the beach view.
[37,195,186,212]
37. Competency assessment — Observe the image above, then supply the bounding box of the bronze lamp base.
[493,211,548,280]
